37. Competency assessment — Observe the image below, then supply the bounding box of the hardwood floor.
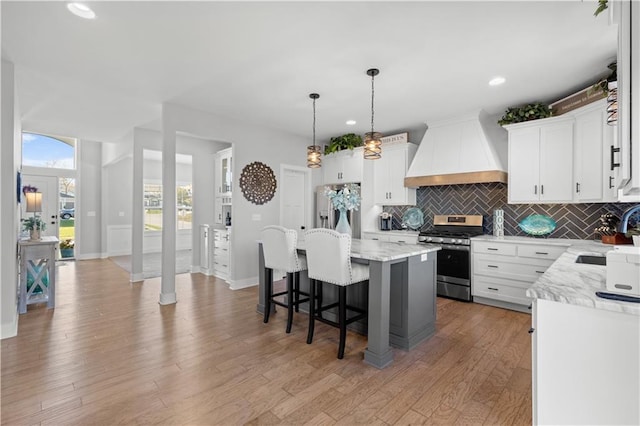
[1,259,532,425]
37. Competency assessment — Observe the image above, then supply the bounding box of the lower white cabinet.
[199,224,215,275]
[471,240,567,312]
[532,299,640,425]
[213,228,230,281]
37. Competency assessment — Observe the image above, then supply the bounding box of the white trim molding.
[228,276,258,290]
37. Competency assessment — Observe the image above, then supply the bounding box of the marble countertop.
[472,235,593,247]
[295,238,440,262]
[526,248,640,316]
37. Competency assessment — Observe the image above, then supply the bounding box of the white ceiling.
[1,1,617,144]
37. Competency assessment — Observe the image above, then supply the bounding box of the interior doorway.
[280,165,312,241]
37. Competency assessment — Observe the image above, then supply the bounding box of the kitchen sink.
[575,255,607,266]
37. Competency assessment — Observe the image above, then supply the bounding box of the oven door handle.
[439,244,470,251]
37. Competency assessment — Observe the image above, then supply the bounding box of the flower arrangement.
[325,183,361,212]
[60,239,74,249]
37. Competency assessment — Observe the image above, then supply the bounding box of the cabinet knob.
[609,176,615,189]
[534,185,537,195]
[576,182,580,193]
[610,145,620,170]
[528,327,535,334]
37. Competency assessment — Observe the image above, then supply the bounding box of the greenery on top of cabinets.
[324,133,363,155]
[594,0,608,17]
[498,103,552,126]
[590,62,617,96]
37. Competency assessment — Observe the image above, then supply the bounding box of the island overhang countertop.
[295,238,441,262]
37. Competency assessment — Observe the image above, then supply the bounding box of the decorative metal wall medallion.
[239,161,277,205]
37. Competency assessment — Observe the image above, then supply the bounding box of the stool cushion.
[304,228,369,286]
[261,226,306,273]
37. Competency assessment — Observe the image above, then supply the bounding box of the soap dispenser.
[225,212,231,227]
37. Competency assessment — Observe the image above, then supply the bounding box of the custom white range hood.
[404,110,508,187]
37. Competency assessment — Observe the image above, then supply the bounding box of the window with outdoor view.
[143,183,192,231]
[22,132,76,169]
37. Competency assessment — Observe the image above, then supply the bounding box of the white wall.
[77,140,102,259]
[161,103,308,288]
[1,59,22,338]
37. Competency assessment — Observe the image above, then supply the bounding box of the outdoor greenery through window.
[22,132,76,169]
[143,183,192,231]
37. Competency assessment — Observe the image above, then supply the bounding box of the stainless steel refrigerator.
[315,183,361,238]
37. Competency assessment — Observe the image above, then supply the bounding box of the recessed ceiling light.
[346,120,356,125]
[489,76,506,86]
[67,3,96,19]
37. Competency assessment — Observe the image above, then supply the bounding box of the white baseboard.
[75,252,103,260]
[1,311,18,339]
[228,276,258,290]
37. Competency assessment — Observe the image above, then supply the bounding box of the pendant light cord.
[313,96,316,145]
[370,73,375,134]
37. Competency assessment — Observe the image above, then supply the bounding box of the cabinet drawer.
[472,241,517,256]
[362,232,389,242]
[474,255,553,283]
[214,247,229,258]
[388,235,417,244]
[213,260,229,272]
[518,244,566,261]
[472,275,532,305]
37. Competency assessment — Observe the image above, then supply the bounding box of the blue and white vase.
[335,209,351,236]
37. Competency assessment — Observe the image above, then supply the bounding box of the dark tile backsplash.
[383,183,639,240]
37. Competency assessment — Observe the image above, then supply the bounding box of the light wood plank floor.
[1,259,532,425]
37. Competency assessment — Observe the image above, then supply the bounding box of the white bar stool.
[261,226,309,333]
[304,228,368,359]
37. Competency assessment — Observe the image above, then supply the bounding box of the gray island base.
[257,239,440,369]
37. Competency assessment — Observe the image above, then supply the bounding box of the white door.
[280,166,310,240]
[21,175,59,238]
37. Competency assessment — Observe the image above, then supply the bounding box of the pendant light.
[364,68,382,160]
[307,93,321,168]
[606,81,618,125]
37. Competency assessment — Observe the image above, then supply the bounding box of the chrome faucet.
[619,204,640,234]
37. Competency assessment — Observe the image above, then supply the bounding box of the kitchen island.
[526,244,640,425]
[257,238,440,369]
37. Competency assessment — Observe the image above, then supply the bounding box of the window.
[144,184,163,231]
[22,132,76,169]
[143,183,192,231]
[177,184,192,230]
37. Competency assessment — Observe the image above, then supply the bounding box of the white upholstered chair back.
[305,228,368,286]
[261,226,305,273]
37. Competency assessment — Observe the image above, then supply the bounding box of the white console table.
[18,237,58,314]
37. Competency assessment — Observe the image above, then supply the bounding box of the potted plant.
[324,133,363,155]
[497,102,552,126]
[589,62,617,96]
[594,0,608,17]
[60,239,75,258]
[22,216,46,241]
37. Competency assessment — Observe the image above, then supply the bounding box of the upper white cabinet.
[613,0,640,198]
[373,143,417,205]
[507,117,574,203]
[215,148,232,197]
[573,100,617,202]
[322,147,363,184]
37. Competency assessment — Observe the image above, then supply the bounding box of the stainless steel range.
[418,214,484,302]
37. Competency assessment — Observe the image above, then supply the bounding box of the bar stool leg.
[307,279,316,344]
[338,286,347,359]
[317,281,324,319]
[286,272,294,333]
[263,267,273,323]
[294,271,300,312]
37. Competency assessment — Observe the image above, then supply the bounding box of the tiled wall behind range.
[383,183,639,240]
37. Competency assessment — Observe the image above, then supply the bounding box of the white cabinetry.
[199,224,214,275]
[213,229,230,281]
[613,0,640,198]
[573,100,618,202]
[471,240,567,312]
[373,143,417,205]
[532,299,639,425]
[322,147,363,184]
[507,117,574,204]
[214,148,232,225]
